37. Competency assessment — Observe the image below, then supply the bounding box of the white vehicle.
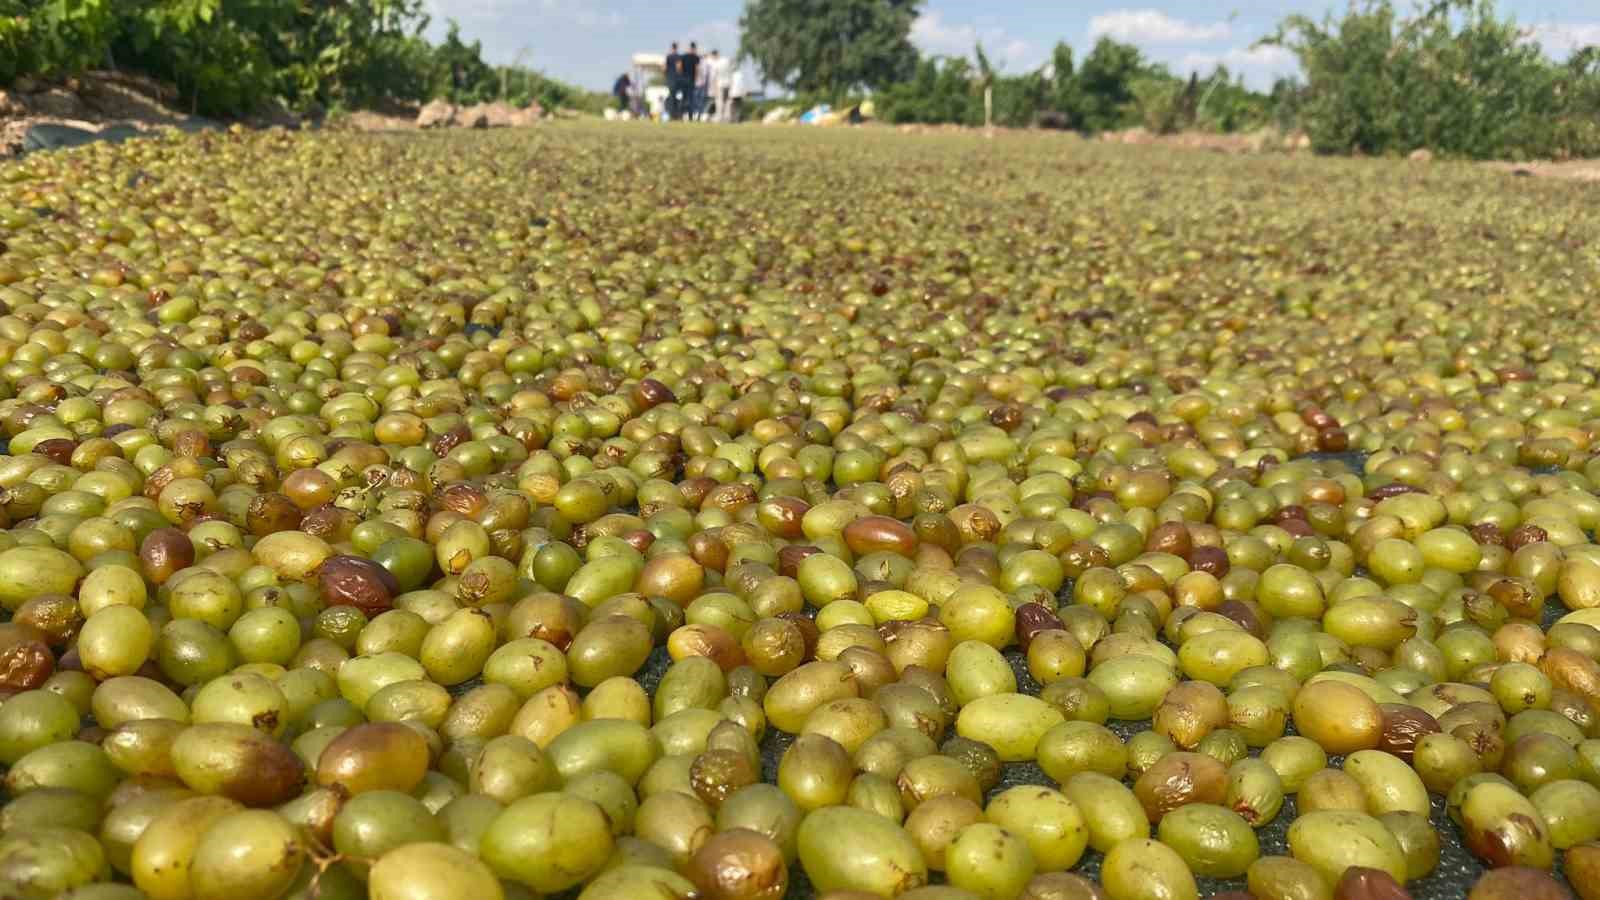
[628,52,667,121]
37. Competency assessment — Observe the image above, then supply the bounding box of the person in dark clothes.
[612,73,632,112]
[680,42,702,121]
[664,42,682,120]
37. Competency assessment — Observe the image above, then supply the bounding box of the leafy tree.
[1129,76,1183,133]
[1262,0,1600,158]
[115,0,291,116]
[878,36,1193,133]
[430,21,497,103]
[4,0,606,118]
[274,0,436,108]
[877,55,978,124]
[1046,42,1076,109]
[1071,37,1161,132]
[739,0,921,98]
[2,0,120,83]
[1194,68,1272,133]
[1261,1,1406,154]
[1268,76,1309,132]
[992,69,1048,128]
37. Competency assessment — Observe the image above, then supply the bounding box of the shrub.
[2,0,604,119]
[1263,0,1600,158]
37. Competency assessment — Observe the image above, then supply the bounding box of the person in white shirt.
[727,68,748,123]
[712,52,733,123]
[694,50,716,121]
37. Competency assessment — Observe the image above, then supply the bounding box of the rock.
[416,99,538,129]
[27,88,89,119]
[484,103,509,126]
[509,103,542,127]
[10,75,42,94]
[1285,131,1312,152]
[0,91,22,118]
[337,110,413,132]
[484,101,519,127]
[416,99,457,128]
[1408,148,1434,162]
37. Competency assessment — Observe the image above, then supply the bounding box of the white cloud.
[1088,9,1231,44]
[911,12,1041,71]
[910,11,977,55]
[1180,45,1295,71]
[1176,45,1298,88]
[1526,23,1600,55]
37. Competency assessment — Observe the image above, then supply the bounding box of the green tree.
[1194,67,1272,133]
[978,43,1046,128]
[1261,1,1406,154]
[1071,37,1159,132]
[116,0,294,116]
[430,20,496,103]
[262,0,435,108]
[2,0,608,118]
[1262,0,1600,157]
[878,55,977,124]
[109,0,438,115]
[1,0,120,82]
[1047,42,1075,101]
[739,0,921,98]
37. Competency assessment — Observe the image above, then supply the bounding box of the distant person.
[612,73,632,113]
[697,49,720,121]
[680,42,702,121]
[712,51,733,123]
[728,68,748,123]
[664,42,682,120]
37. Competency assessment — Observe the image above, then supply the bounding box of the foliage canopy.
[739,0,922,96]
[1262,0,1600,158]
[0,0,605,117]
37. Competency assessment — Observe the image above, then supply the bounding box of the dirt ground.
[1483,159,1600,182]
[1095,128,1600,182]
[0,70,416,156]
[0,70,283,156]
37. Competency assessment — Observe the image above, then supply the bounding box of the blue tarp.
[16,119,222,156]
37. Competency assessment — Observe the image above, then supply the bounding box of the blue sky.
[423,1,1600,92]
